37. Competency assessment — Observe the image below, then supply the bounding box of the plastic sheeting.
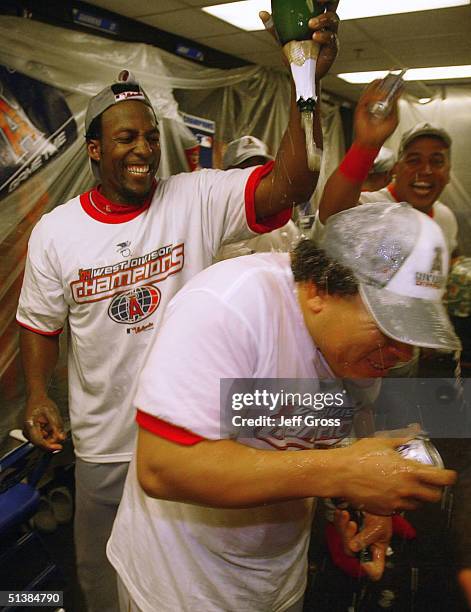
[0,15,345,450]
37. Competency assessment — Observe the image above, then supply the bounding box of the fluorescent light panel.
[202,0,469,31]
[338,65,471,83]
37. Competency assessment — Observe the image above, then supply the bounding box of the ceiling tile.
[237,51,284,68]
[84,0,187,18]
[352,6,471,40]
[193,32,276,55]
[250,30,281,50]
[138,8,240,37]
[182,0,241,6]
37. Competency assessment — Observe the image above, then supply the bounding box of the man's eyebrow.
[113,127,160,135]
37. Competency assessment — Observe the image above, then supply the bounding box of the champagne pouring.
[271,0,324,171]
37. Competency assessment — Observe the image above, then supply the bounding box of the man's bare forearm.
[138,429,340,508]
[137,428,456,514]
[318,164,364,224]
[20,327,60,400]
[255,80,320,220]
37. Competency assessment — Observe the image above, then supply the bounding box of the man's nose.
[134,136,153,155]
[418,160,433,174]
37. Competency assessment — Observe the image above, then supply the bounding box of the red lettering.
[129,295,144,319]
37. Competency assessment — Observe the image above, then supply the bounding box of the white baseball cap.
[321,202,461,351]
[369,147,395,174]
[222,136,273,169]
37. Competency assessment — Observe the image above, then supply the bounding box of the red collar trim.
[387,183,434,218]
[387,183,400,202]
[80,181,157,224]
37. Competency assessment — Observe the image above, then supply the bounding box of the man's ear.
[304,282,327,315]
[87,139,101,162]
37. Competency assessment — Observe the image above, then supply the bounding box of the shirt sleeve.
[134,288,258,441]
[16,219,67,335]
[198,162,292,255]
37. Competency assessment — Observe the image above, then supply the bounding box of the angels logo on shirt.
[108,285,160,324]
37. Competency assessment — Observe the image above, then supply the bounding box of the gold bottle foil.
[283,40,320,66]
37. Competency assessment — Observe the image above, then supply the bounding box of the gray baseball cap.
[222,136,273,170]
[398,122,451,158]
[85,69,154,135]
[85,70,156,180]
[321,202,461,351]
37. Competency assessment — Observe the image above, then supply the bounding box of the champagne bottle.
[271,0,323,171]
[271,0,323,45]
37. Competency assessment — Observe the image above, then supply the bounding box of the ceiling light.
[406,65,471,80]
[337,71,390,84]
[203,0,268,31]
[202,0,469,31]
[338,65,471,83]
[418,97,433,103]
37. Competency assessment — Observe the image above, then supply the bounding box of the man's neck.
[92,183,155,215]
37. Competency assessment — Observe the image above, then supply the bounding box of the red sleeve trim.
[17,320,63,336]
[244,161,292,234]
[136,410,205,446]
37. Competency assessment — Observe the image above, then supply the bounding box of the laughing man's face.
[393,136,450,213]
[88,100,160,206]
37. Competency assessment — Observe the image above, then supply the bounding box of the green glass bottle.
[271,0,323,45]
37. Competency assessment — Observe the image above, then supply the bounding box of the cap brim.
[360,284,461,352]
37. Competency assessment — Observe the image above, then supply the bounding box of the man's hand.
[23,396,66,452]
[458,568,471,609]
[308,1,340,79]
[335,510,392,581]
[259,1,339,79]
[337,436,457,515]
[354,79,402,149]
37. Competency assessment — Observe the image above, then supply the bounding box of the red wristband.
[338,143,380,183]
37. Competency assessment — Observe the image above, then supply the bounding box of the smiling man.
[316,81,458,257]
[15,6,339,609]
[107,202,459,612]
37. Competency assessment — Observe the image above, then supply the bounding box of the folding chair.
[0,442,64,611]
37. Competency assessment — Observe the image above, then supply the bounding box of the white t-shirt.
[107,253,356,612]
[215,219,301,260]
[312,186,458,255]
[17,165,291,462]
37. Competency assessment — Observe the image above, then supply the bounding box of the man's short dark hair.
[291,239,358,295]
[85,115,102,142]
